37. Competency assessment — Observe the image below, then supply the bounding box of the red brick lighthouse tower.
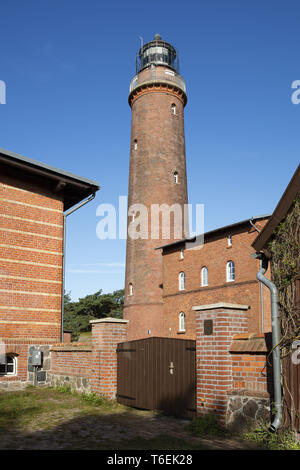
[124,34,188,340]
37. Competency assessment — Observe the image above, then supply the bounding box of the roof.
[0,147,100,211]
[252,164,300,253]
[156,214,271,252]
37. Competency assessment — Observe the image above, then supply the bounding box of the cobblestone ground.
[0,389,260,450]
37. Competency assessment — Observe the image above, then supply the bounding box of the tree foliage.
[63,289,124,340]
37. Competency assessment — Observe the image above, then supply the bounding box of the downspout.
[250,218,264,332]
[61,193,96,342]
[253,252,282,431]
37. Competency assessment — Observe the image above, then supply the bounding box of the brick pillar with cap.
[193,303,249,424]
[90,318,128,399]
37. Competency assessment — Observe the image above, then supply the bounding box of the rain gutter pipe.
[252,252,282,432]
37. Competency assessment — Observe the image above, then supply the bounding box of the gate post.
[90,317,128,399]
[192,303,248,425]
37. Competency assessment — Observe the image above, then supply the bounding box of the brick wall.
[195,303,248,424]
[0,176,63,344]
[90,318,128,399]
[226,333,272,431]
[230,333,272,394]
[0,175,63,386]
[48,343,92,393]
[195,305,272,429]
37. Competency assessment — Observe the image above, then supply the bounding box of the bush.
[81,393,103,406]
[55,385,72,394]
[243,423,300,450]
[186,413,230,438]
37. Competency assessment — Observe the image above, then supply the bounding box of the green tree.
[63,289,124,340]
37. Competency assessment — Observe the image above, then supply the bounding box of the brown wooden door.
[117,337,196,418]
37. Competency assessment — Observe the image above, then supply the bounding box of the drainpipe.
[61,193,96,342]
[250,218,264,332]
[253,252,282,432]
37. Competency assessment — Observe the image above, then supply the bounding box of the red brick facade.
[0,175,63,387]
[0,176,63,344]
[124,64,188,341]
[0,149,98,388]
[161,217,272,340]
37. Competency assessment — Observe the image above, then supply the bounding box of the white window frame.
[228,234,232,247]
[134,139,138,150]
[179,272,185,291]
[174,171,179,184]
[129,283,133,296]
[179,312,186,332]
[201,266,208,287]
[226,261,235,282]
[0,354,17,376]
[171,103,176,115]
[180,248,184,260]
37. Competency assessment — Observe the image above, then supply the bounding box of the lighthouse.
[124,34,188,340]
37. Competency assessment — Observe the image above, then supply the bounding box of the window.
[179,312,186,332]
[226,261,235,282]
[0,354,17,376]
[228,234,232,247]
[129,283,133,296]
[171,103,176,115]
[180,248,184,260]
[134,139,138,150]
[173,171,179,184]
[179,272,185,290]
[201,266,208,286]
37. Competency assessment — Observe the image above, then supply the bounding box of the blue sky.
[1,1,299,300]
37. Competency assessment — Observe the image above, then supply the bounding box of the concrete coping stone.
[90,317,129,324]
[192,302,250,311]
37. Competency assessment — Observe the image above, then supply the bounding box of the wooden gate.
[117,337,196,418]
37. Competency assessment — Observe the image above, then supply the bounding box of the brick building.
[0,148,99,387]
[158,214,272,341]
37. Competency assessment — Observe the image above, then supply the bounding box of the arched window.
[228,234,232,247]
[201,266,208,287]
[173,171,179,184]
[226,261,235,282]
[179,271,185,291]
[171,103,176,115]
[179,312,186,332]
[0,354,17,376]
[129,283,133,296]
[134,139,138,150]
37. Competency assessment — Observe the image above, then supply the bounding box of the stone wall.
[226,390,271,433]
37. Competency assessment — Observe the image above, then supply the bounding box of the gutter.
[61,193,96,342]
[252,252,282,431]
